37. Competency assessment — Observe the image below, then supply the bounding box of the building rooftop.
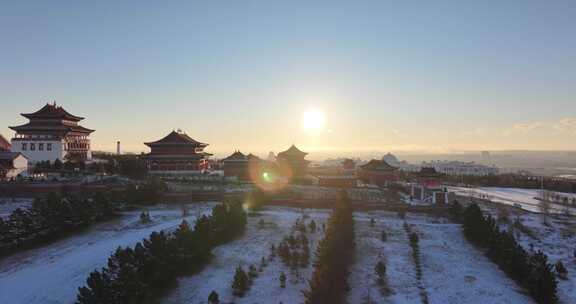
[21,103,84,121]
[359,159,397,171]
[277,145,308,159]
[144,130,208,147]
[223,150,247,161]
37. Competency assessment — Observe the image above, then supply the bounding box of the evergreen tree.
[308,220,317,233]
[232,266,249,297]
[303,190,354,304]
[375,261,386,284]
[208,290,220,304]
[279,271,287,288]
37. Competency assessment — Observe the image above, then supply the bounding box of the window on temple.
[22,143,27,151]
[39,143,44,151]
[47,143,52,151]
[30,143,35,151]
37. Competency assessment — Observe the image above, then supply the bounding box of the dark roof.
[277,145,308,159]
[223,151,247,161]
[359,159,397,171]
[9,123,94,134]
[22,103,84,121]
[144,131,208,147]
[142,152,212,160]
[419,167,439,176]
[0,134,10,151]
[247,153,261,161]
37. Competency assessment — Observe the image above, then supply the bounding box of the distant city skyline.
[2,1,576,156]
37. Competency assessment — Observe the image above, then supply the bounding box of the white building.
[9,103,94,164]
[421,160,499,176]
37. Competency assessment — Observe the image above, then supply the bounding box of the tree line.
[303,190,355,304]
[76,202,247,304]
[0,193,115,257]
[452,202,558,304]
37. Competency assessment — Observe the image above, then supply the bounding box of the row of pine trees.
[303,190,355,304]
[0,193,115,256]
[76,202,247,304]
[454,202,558,304]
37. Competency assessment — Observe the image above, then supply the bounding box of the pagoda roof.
[223,150,247,161]
[419,167,439,176]
[0,134,10,151]
[247,153,261,161]
[142,152,212,160]
[359,159,397,171]
[144,131,208,147]
[9,123,94,134]
[277,145,308,159]
[22,103,84,121]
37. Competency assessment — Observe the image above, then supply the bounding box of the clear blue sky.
[1,1,575,157]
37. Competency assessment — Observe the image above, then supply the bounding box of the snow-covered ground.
[161,207,329,304]
[502,212,576,304]
[349,212,535,304]
[3,201,574,304]
[0,203,216,304]
[450,187,576,214]
[0,198,33,218]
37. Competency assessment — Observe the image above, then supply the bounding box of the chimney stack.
[116,141,121,155]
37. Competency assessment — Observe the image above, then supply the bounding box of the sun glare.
[302,108,326,134]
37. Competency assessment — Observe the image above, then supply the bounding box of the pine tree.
[259,256,267,272]
[375,261,386,284]
[308,220,316,233]
[232,265,249,297]
[279,271,287,288]
[208,290,220,304]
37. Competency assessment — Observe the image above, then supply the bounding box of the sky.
[1,1,575,158]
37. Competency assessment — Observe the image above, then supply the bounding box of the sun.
[302,108,326,134]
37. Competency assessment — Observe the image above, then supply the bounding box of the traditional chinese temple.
[143,130,211,175]
[410,167,449,204]
[222,150,262,181]
[276,145,310,179]
[9,103,94,163]
[357,159,398,186]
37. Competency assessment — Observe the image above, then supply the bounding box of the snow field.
[0,203,216,304]
[161,207,330,304]
[349,212,534,304]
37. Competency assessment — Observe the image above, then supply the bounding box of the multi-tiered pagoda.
[9,103,94,163]
[276,145,310,179]
[143,130,212,175]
